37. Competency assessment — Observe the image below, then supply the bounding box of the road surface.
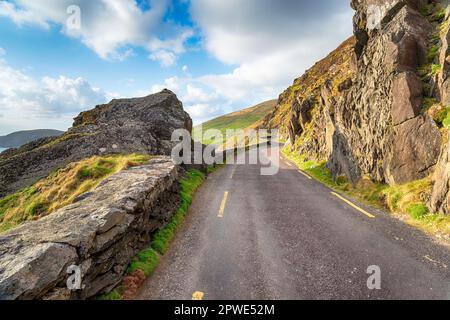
[138,145,450,300]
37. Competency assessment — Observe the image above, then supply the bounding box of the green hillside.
[193,99,277,144]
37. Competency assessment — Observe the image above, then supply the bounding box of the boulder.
[384,116,442,185]
[0,89,192,198]
[391,71,423,125]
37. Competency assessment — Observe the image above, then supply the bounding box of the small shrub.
[406,203,429,219]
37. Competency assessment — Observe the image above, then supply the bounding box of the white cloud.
[0,1,49,29]
[0,47,6,56]
[149,0,353,124]
[0,57,109,134]
[0,0,193,65]
[149,50,177,67]
[181,0,354,122]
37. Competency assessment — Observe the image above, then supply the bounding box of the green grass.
[436,106,450,127]
[128,248,160,277]
[427,45,440,63]
[193,100,277,144]
[444,115,450,128]
[407,203,429,219]
[0,154,151,233]
[431,63,442,75]
[97,289,123,300]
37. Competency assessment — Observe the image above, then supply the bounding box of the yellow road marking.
[218,191,229,218]
[192,291,204,300]
[331,192,375,219]
[298,170,312,180]
[286,162,293,167]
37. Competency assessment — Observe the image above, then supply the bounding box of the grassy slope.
[0,154,151,233]
[193,99,277,144]
[262,37,355,137]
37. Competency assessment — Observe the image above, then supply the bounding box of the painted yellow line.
[286,162,293,167]
[192,291,204,300]
[218,191,229,218]
[298,170,312,180]
[331,192,375,219]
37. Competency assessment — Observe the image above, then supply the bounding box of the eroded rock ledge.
[0,157,180,300]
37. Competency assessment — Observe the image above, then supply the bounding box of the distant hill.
[0,129,64,148]
[193,99,277,143]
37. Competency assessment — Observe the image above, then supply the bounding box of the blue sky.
[0,0,353,135]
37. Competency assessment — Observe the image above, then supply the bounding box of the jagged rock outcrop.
[263,1,450,212]
[0,157,180,300]
[264,0,447,185]
[0,89,192,198]
[333,0,442,185]
[430,5,450,214]
[262,37,357,163]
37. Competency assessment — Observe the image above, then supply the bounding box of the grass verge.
[0,154,151,233]
[98,166,223,300]
[282,148,450,239]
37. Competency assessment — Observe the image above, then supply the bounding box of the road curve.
[138,145,450,300]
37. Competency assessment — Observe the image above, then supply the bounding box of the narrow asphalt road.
[138,144,450,300]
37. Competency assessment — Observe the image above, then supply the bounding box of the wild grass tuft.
[0,154,151,233]
[406,203,429,219]
[127,248,160,277]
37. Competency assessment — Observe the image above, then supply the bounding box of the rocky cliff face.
[0,89,192,198]
[263,0,449,212]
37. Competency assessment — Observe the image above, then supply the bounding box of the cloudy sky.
[0,0,353,135]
